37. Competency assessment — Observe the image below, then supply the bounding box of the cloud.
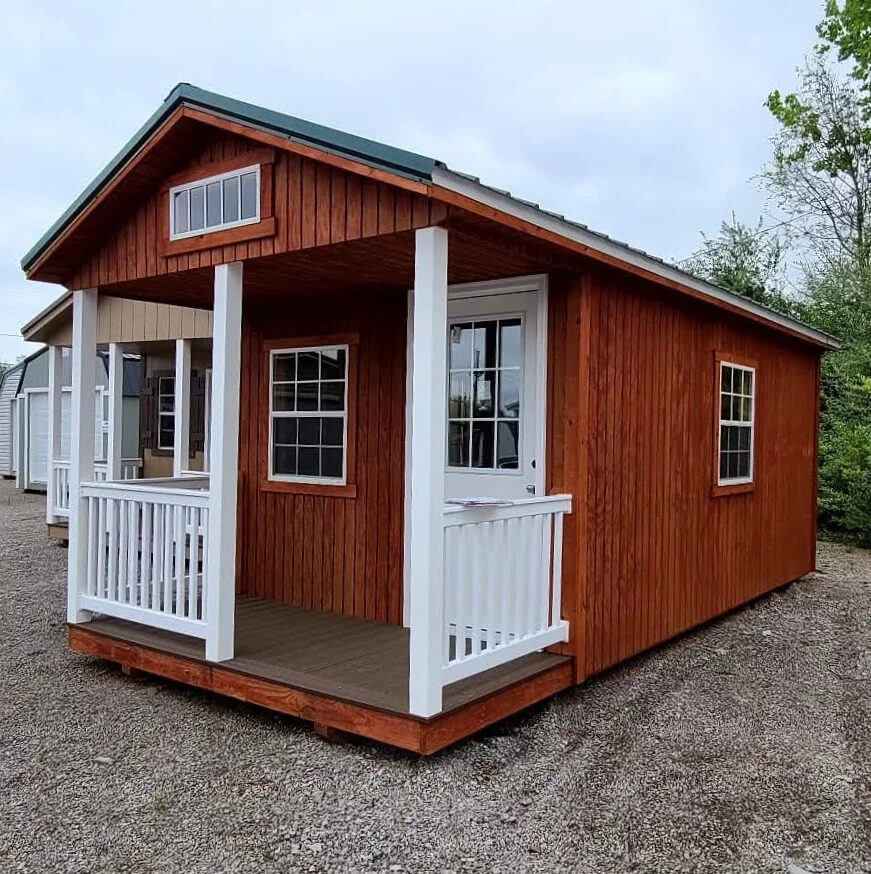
[0,0,823,361]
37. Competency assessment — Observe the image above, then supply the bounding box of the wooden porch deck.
[69,596,573,754]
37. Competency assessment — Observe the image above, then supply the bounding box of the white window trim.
[268,344,350,486]
[169,164,261,241]
[717,360,756,486]
[157,376,175,452]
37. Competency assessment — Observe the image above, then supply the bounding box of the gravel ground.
[0,479,868,874]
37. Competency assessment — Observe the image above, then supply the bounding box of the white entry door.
[444,288,543,500]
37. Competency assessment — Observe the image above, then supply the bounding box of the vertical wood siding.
[237,289,407,625]
[551,266,820,680]
[68,130,447,291]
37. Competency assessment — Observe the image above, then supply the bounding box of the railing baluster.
[539,513,552,632]
[96,497,106,599]
[118,499,129,604]
[107,497,118,601]
[551,511,564,627]
[86,497,96,596]
[187,506,198,619]
[141,501,152,610]
[174,504,184,616]
[163,503,173,613]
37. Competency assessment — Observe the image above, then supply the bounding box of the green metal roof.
[21,83,438,273]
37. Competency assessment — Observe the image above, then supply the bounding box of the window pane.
[473,371,495,418]
[189,185,205,231]
[470,421,494,468]
[720,394,730,421]
[274,417,297,445]
[322,417,343,446]
[296,382,318,411]
[496,421,519,469]
[721,365,733,392]
[297,447,319,476]
[499,319,522,367]
[159,425,174,449]
[728,451,740,479]
[206,181,222,227]
[738,427,750,451]
[223,176,239,223]
[743,370,753,395]
[450,323,473,369]
[719,452,729,480]
[274,445,297,476]
[448,421,470,467]
[320,348,346,380]
[740,397,752,421]
[297,351,319,381]
[449,372,471,418]
[240,171,258,219]
[273,384,295,412]
[298,418,320,445]
[320,381,345,411]
[159,395,175,414]
[737,451,750,478]
[173,190,189,234]
[273,353,296,382]
[473,322,497,369]
[321,448,343,479]
[498,370,520,418]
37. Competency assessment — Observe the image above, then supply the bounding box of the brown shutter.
[190,372,206,457]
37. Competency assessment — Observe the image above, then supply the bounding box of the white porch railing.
[77,478,210,639]
[51,458,142,518]
[441,495,571,684]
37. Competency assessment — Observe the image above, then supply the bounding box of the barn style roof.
[21,83,838,350]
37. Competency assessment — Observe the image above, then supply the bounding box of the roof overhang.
[21,84,839,352]
[21,290,72,342]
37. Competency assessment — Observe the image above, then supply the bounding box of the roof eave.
[431,167,840,351]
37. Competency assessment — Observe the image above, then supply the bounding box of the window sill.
[260,478,357,499]
[159,216,276,257]
[711,480,755,498]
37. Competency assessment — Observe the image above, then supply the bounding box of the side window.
[718,361,755,485]
[269,345,349,483]
[157,376,175,451]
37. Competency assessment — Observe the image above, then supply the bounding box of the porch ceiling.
[94,221,582,310]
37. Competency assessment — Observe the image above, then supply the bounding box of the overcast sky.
[0,0,822,363]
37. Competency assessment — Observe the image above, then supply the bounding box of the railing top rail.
[81,479,210,506]
[443,494,571,525]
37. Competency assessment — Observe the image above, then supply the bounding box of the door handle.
[526,484,536,495]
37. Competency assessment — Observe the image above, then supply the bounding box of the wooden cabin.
[21,84,837,753]
[19,292,214,539]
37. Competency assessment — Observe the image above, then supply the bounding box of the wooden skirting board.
[68,625,573,754]
[47,521,69,542]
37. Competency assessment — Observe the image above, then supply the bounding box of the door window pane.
[447,316,524,472]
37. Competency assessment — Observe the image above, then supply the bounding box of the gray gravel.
[0,478,868,874]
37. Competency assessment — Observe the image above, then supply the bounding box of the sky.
[0,0,824,364]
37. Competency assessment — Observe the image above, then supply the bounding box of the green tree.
[765,57,871,263]
[684,214,789,309]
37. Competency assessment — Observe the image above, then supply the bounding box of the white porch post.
[106,343,123,481]
[408,226,449,717]
[173,338,191,478]
[67,290,97,624]
[205,263,242,662]
[46,345,63,522]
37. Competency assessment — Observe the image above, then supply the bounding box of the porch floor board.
[74,597,573,744]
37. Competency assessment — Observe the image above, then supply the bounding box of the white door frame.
[402,273,549,626]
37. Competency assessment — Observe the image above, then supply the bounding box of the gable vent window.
[169,165,260,240]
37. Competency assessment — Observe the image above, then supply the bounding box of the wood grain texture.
[567,264,820,679]
[238,289,407,625]
[67,127,450,291]
[68,602,573,754]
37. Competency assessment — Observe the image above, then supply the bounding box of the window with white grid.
[718,361,755,485]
